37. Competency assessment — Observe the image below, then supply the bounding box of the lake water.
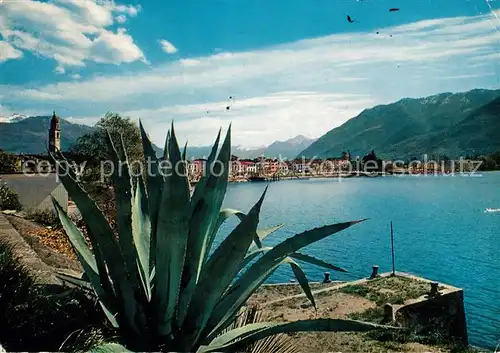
[220,172,500,349]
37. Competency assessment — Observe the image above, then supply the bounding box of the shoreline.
[191,170,491,185]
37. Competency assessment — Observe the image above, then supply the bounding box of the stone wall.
[0,213,61,285]
[395,288,468,345]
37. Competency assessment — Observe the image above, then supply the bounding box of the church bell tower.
[49,110,61,153]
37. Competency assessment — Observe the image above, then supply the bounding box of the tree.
[70,112,145,182]
[361,150,382,172]
[72,112,143,164]
[69,113,145,227]
[0,150,20,173]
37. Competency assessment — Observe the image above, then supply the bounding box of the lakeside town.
[189,153,481,183]
[0,148,481,182]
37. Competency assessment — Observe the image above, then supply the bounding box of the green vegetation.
[341,277,430,322]
[349,307,385,323]
[367,329,481,353]
[0,149,20,173]
[476,151,500,171]
[0,244,107,352]
[300,89,500,159]
[25,209,62,229]
[0,182,22,211]
[70,112,146,180]
[51,123,385,352]
[70,113,156,229]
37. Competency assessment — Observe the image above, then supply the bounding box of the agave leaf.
[56,271,93,291]
[290,252,347,273]
[204,208,243,260]
[206,220,365,338]
[132,175,151,300]
[104,131,137,288]
[250,223,285,250]
[192,127,230,281]
[189,129,221,215]
[99,302,120,329]
[182,141,188,161]
[201,319,387,353]
[154,124,191,336]
[49,150,79,181]
[285,258,316,310]
[53,160,138,333]
[139,120,163,272]
[90,343,132,353]
[177,128,230,327]
[239,247,273,274]
[179,187,268,350]
[52,199,98,276]
[163,130,170,161]
[203,257,286,343]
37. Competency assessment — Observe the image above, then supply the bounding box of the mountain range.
[2,88,498,160]
[181,134,317,159]
[299,88,500,159]
[0,115,316,159]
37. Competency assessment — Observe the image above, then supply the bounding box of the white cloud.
[438,73,496,80]
[115,15,127,24]
[0,0,145,68]
[159,39,178,54]
[0,41,23,62]
[71,74,82,80]
[54,65,66,74]
[133,91,375,147]
[114,4,142,17]
[91,29,146,64]
[180,58,201,67]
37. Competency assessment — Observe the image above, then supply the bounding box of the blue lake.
[220,172,500,349]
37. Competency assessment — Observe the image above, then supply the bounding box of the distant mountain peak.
[0,113,28,123]
[285,134,313,144]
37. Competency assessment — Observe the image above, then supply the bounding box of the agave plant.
[52,123,385,352]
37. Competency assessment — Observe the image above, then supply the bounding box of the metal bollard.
[370,265,380,279]
[429,281,440,297]
[323,272,331,283]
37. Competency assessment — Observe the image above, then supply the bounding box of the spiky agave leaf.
[285,258,316,310]
[53,158,138,334]
[153,123,191,336]
[90,343,133,353]
[131,175,151,301]
[104,132,138,293]
[178,187,268,350]
[290,252,347,273]
[219,306,299,353]
[138,120,164,273]
[200,319,390,353]
[177,127,230,327]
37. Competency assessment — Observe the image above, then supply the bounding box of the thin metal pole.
[390,221,395,276]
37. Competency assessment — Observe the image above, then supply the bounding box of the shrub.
[26,209,62,229]
[0,244,107,351]
[52,124,387,352]
[0,182,22,211]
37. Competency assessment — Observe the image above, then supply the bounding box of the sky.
[0,0,499,147]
